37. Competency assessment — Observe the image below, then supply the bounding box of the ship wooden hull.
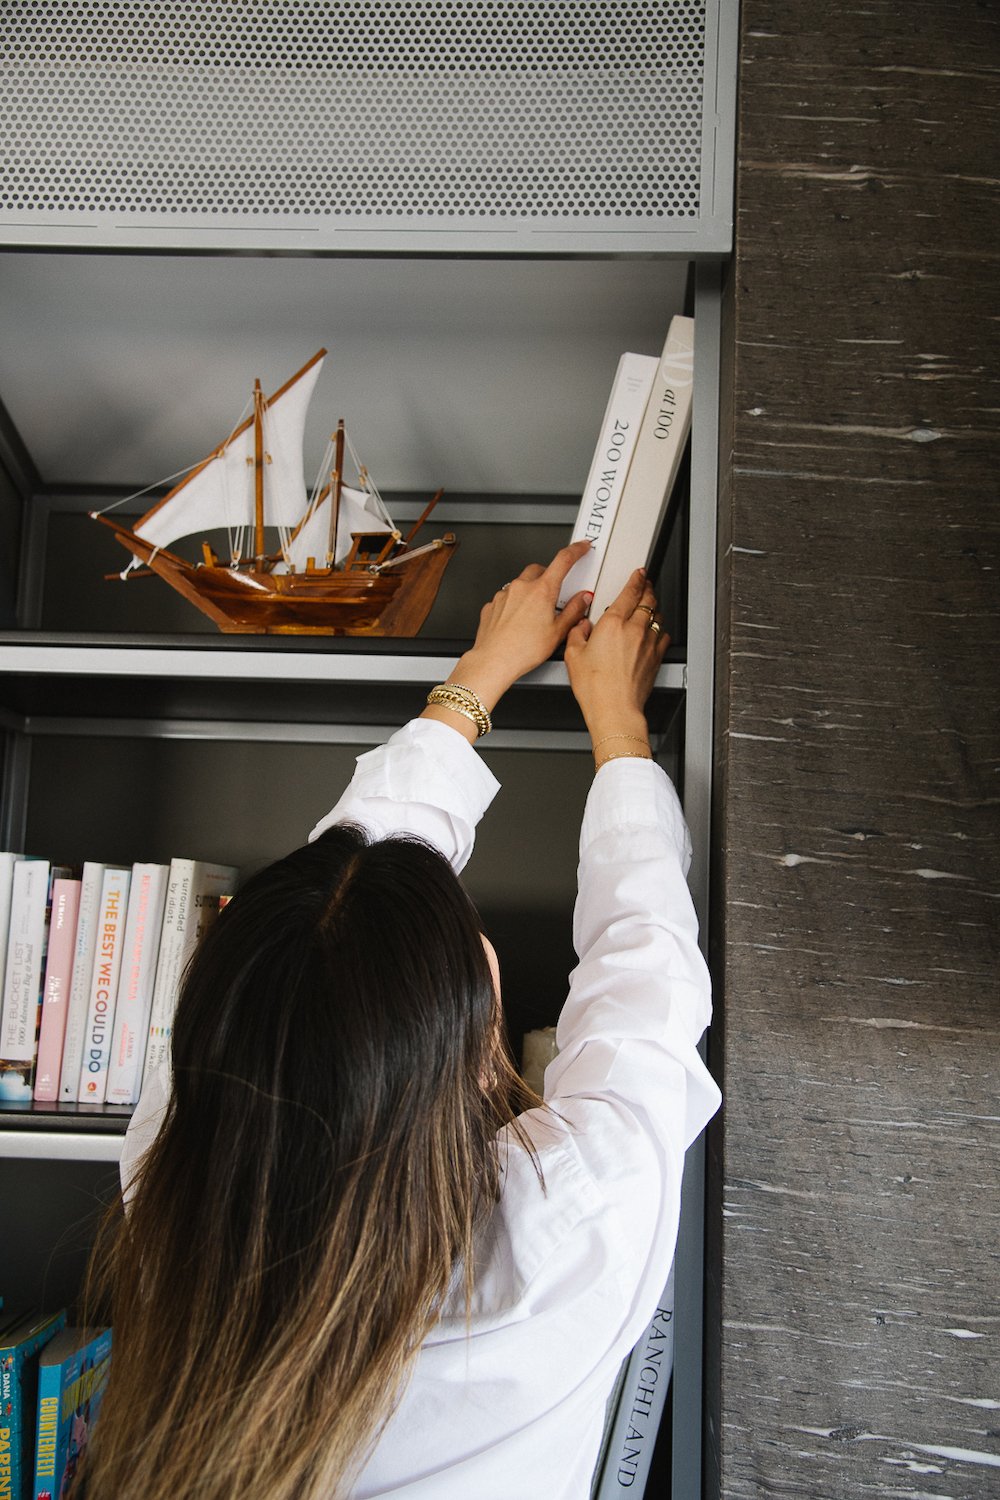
[103,524,456,636]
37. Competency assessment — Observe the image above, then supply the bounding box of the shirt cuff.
[580,757,692,876]
[308,717,501,870]
[349,718,499,818]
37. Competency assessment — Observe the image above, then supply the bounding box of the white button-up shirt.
[123,719,720,1499]
[314,720,719,1497]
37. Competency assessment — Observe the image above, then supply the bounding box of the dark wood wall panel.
[710,3,999,1496]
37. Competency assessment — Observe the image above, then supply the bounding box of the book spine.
[106,864,169,1105]
[0,851,24,972]
[77,868,131,1104]
[33,1352,70,1500]
[592,1269,675,1499]
[557,353,660,608]
[59,863,107,1102]
[0,1341,21,1500]
[33,878,83,1101]
[0,860,51,1101]
[140,859,194,1083]
[142,862,237,1082]
[0,1424,8,1500]
[589,316,695,619]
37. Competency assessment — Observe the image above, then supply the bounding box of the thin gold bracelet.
[591,734,650,755]
[595,749,654,770]
[426,683,493,738]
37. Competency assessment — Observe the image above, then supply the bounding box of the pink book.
[33,877,82,1101]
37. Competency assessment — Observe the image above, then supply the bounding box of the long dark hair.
[77,826,541,1500]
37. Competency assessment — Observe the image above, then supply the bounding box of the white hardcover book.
[141,858,238,1085]
[592,1267,676,1499]
[77,865,132,1104]
[588,317,695,620]
[59,862,109,1101]
[0,858,50,1102]
[557,352,659,608]
[105,863,170,1105]
[0,852,27,972]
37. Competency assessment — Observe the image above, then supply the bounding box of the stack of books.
[0,853,238,1108]
[0,1308,112,1500]
[558,314,695,616]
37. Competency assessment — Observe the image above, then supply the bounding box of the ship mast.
[327,419,345,566]
[253,378,266,564]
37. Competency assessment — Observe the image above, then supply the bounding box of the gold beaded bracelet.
[426,683,493,738]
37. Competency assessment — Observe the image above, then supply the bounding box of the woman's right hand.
[564,568,670,752]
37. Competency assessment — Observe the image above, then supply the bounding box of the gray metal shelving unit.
[0,4,736,1493]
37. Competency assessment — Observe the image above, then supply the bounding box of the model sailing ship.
[92,348,456,635]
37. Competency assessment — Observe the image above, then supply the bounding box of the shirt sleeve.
[309,717,501,872]
[544,754,720,1145]
[519,755,721,1342]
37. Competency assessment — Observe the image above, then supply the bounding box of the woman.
[77,541,721,1500]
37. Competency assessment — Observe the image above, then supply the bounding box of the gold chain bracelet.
[591,734,650,755]
[595,749,654,770]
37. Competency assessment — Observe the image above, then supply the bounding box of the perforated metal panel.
[0,1,733,252]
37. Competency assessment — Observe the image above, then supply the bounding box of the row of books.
[0,1307,111,1500]
[558,313,695,616]
[0,854,238,1108]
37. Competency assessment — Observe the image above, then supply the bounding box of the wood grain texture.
[709,3,1000,1497]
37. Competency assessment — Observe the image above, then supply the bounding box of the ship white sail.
[133,356,325,552]
[277,483,386,572]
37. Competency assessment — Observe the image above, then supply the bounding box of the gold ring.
[635,604,654,618]
[649,620,663,635]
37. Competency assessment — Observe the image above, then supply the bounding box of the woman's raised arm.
[310,540,596,864]
[420,538,594,742]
